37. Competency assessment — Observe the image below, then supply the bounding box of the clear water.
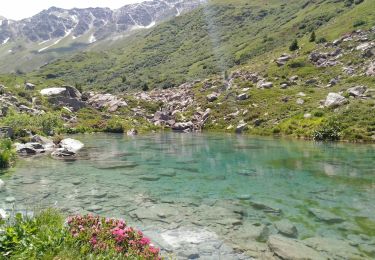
[1,133,375,256]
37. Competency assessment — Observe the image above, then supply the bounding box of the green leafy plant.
[289,39,299,51]
[312,120,342,141]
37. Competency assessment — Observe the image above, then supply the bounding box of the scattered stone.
[268,235,325,260]
[24,82,35,90]
[274,219,298,238]
[308,208,344,224]
[259,82,273,89]
[206,93,219,102]
[347,86,367,97]
[276,53,292,66]
[0,208,8,219]
[237,93,249,101]
[304,113,312,119]
[324,93,347,108]
[296,98,305,105]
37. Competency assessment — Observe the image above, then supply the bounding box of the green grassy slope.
[31,0,370,92]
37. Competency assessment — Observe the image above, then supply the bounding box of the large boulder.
[308,208,344,224]
[267,235,325,260]
[59,138,84,153]
[41,87,85,111]
[172,122,194,132]
[237,93,249,101]
[276,53,292,66]
[31,135,55,150]
[40,87,67,96]
[324,93,347,108]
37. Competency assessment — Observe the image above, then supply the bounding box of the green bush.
[0,139,15,168]
[312,120,341,141]
[289,39,299,51]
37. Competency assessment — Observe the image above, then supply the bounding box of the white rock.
[40,87,66,96]
[324,93,347,108]
[60,138,84,152]
[0,179,4,191]
[0,208,8,219]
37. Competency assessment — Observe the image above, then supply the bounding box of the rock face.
[267,235,325,260]
[324,93,347,108]
[40,86,85,111]
[0,0,203,44]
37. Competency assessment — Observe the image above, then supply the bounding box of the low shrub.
[0,210,161,260]
[312,120,341,141]
[0,138,15,168]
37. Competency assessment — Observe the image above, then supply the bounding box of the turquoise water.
[1,133,375,256]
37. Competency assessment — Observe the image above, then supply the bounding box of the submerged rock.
[274,219,298,238]
[308,208,344,224]
[303,237,362,259]
[0,179,4,191]
[267,235,325,260]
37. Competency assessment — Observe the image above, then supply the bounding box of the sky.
[0,0,144,20]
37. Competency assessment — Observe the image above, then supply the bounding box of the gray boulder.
[31,135,55,150]
[324,93,347,108]
[51,149,76,158]
[347,86,367,97]
[60,138,84,153]
[206,93,219,102]
[40,87,67,96]
[127,129,138,136]
[172,122,194,132]
[259,82,273,89]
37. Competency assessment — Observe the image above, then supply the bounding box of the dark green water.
[1,133,374,256]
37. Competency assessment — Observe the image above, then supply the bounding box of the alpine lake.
[1,133,374,259]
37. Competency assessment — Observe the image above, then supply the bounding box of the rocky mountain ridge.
[0,0,204,46]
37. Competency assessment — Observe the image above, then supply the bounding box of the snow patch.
[38,39,50,45]
[38,28,73,52]
[2,37,10,45]
[88,34,96,44]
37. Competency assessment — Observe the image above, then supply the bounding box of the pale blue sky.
[0,0,144,20]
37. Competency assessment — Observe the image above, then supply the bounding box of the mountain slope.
[31,0,373,92]
[0,0,204,73]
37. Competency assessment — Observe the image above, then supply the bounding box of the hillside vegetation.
[31,0,372,91]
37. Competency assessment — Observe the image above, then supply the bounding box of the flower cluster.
[67,214,160,259]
